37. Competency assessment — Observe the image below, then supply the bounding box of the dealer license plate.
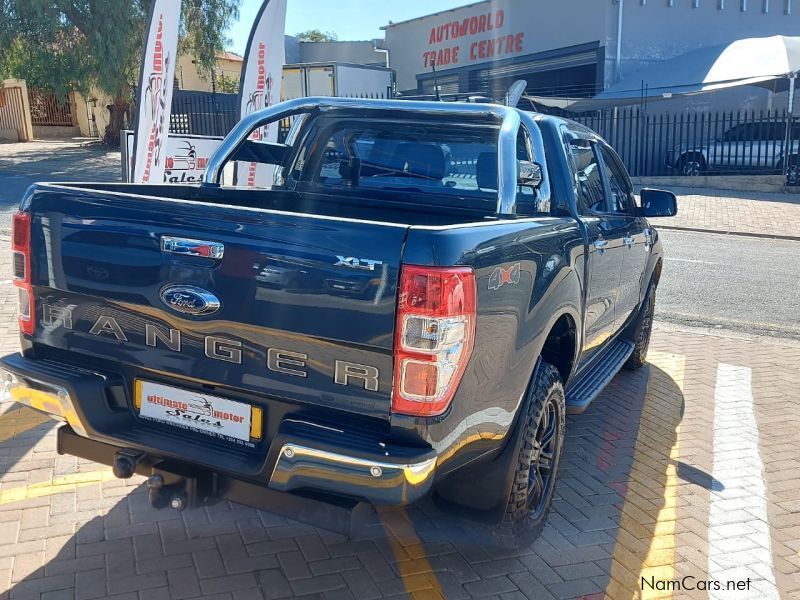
[135,380,260,445]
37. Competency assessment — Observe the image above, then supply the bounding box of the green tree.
[215,72,240,94]
[0,0,240,146]
[295,29,338,42]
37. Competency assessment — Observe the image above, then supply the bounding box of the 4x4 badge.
[488,263,521,290]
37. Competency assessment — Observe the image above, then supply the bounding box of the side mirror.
[639,188,678,217]
[518,160,543,188]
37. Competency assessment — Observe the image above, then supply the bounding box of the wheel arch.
[540,311,578,385]
[433,312,577,522]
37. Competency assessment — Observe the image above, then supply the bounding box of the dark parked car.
[2,97,675,544]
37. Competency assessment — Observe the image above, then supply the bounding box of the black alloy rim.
[527,397,559,518]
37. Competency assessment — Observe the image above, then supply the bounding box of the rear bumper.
[270,443,436,505]
[0,352,436,507]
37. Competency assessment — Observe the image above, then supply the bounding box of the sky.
[227,0,470,54]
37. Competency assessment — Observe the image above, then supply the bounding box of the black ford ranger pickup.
[1,97,676,543]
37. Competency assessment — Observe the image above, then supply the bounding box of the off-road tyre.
[624,285,655,370]
[501,361,566,547]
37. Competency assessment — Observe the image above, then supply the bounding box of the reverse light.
[12,212,33,336]
[392,265,476,417]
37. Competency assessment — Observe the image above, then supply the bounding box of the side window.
[597,145,633,215]
[570,141,606,213]
[724,124,747,142]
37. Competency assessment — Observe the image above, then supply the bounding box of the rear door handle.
[161,236,224,259]
[593,239,609,250]
[623,236,635,247]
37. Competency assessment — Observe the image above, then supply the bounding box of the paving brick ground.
[1,141,799,598]
[647,186,800,239]
[0,234,799,599]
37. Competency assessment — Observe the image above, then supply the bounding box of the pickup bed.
[2,97,676,543]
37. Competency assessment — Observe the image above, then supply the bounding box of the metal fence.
[27,88,74,126]
[165,92,800,185]
[169,91,238,137]
[572,107,800,182]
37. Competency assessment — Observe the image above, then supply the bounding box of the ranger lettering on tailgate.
[40,303,381,391]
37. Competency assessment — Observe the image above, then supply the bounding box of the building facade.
[383,0,798,104]
[176,52,244,92]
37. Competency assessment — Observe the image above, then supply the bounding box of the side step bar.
[565,339,635,414]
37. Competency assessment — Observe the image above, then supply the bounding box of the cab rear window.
[290,117,529,199]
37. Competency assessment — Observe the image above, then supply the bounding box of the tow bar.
[57,426,371,537]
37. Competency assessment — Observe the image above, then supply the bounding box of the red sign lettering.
[421,9,523,69]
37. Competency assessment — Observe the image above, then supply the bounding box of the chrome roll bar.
[202,96,523,216]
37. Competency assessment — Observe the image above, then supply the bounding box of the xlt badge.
[335,256,383,271]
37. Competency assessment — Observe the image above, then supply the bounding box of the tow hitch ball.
[112,449,143,479]
[111,450,214,511]
[146,474,187,511]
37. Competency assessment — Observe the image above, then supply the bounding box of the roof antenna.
[431,56,441,101]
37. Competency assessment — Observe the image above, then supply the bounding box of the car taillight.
[392,265,476,417]
[12,212,33,336]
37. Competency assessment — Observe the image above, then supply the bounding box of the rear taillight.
[392,265,476,417]
[12,212,33,336]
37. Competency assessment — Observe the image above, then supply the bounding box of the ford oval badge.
[160,285,221,316]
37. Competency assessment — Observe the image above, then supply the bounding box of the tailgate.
[27,185,407,420]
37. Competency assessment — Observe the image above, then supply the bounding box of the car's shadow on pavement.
[2,360,695,600]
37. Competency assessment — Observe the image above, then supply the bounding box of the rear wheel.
[677,153,704,177]
[624,285,655,370]
[502,362,565,546]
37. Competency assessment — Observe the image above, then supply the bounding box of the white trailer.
[281,63,394,100]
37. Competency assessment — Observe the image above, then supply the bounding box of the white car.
[666,121,800,185]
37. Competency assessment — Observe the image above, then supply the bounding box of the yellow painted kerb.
[0,469,117,506]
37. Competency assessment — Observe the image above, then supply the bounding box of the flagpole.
[131,0,182,184]
[234,0,287,188]
[130,0,158,181]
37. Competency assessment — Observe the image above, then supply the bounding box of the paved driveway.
[0,249,799,599]
[0,143,799,599]
[0,140,120,232]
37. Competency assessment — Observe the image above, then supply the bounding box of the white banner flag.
[132,0,182,183]
[235,0,287,188]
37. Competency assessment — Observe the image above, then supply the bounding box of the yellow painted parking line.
[377,507,445,599]
[0,469,116,506]
[0,404,53,444]
[606,351,686,600]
